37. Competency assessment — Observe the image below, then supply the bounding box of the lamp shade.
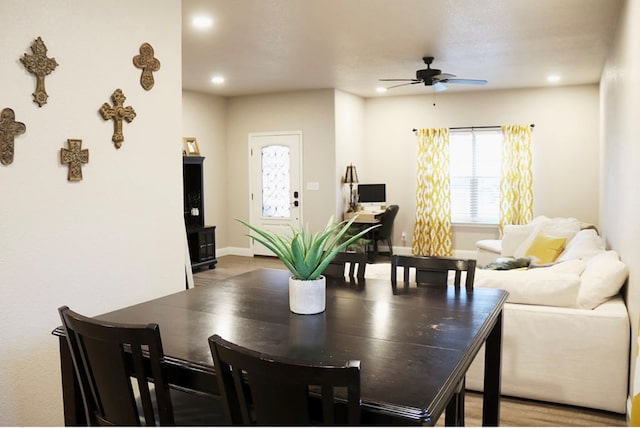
[344,164,359,184]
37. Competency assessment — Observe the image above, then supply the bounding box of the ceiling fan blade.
[444,78,488,85]
[434,73,456,80]
[379,78,420,82]
[432,82,448,92]
[386,81,422,89]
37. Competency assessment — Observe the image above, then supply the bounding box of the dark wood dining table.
[53,268,507,426]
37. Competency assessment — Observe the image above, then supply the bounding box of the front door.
[249,132,302,256]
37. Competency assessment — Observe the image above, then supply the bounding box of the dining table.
[53,267,507,426]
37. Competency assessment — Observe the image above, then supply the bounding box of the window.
[261,145,290,218]
[449,129,502,224]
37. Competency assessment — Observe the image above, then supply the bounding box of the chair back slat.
[209,334,361,425]
[391,255,477,292]
[323,251,367,281]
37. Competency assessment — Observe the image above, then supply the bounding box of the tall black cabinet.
[183,156,217,270]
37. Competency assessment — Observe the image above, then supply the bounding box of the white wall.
[182,90,228,247]
[225,90,336,249]
[364,85,601,251]
[335,90,366,218]
[600,0,640,406]
[0,1,183,425]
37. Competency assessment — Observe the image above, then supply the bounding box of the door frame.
[248,131,303,256]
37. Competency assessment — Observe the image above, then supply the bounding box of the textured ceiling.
[182,0,622,98]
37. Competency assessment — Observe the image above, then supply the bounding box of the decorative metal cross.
[60,139,89,181]
[20,36,59,107]
[0,108,26,166]
[133,42,161,91]
[99,89,136,148]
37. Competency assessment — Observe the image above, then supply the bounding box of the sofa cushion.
[557,229,605,262]
[474,260,584,307]
[501,224,536,257]
[577,251,628,309]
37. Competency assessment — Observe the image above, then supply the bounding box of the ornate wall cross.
[0,108,27,166]
[60,139,89,181]
[20,36,59,107]
[99,89,136,148]
[133,42,161,91]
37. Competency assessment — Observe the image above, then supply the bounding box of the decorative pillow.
[556,229,605,262]
[524,234,567,264]
[577,251,628,309]
[501,224,536,257]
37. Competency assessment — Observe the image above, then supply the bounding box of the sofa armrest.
[476,239,502,266]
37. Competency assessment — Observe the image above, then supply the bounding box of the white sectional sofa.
[467,217,630,413]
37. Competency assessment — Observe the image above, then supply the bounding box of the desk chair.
[208,334,361,425]
[369,204,399,260]
[323,251,367,280]
[389,255,476,425]
[58,306,225,426]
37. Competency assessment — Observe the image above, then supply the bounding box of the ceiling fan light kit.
[380,56,487,91]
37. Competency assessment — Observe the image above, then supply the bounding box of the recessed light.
[547,74,561,83]
[211,75,225,85]
[192,15,213,30]
[376,87,388,93]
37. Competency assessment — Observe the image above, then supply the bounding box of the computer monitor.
[357,183,386,204]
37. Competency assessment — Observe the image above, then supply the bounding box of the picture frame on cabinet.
[183,137,200,156]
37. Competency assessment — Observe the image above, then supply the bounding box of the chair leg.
[372,239,379,262]
[387,239,393,256]
[348,262,356,278]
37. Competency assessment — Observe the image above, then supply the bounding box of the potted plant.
[237,216,379,314]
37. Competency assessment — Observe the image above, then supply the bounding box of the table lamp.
[344,163,359,212]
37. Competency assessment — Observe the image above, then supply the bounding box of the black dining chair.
[208,334,361,425]
[58,306,226,426]
[389,255,477,425]
[369,204,399,260]
[390,254,476,292]
[323,251,367,280]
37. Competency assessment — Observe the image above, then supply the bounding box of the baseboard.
[217,247,253,257]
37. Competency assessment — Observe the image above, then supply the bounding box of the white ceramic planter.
[288,276,326,315]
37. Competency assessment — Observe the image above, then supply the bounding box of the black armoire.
[183,156,217,270]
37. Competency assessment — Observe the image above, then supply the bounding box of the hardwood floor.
[193,255,628,427]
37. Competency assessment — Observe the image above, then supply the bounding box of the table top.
[59,268,506,424]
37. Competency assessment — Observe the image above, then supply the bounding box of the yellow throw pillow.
[525,234,567,264]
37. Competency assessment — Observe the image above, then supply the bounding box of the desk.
[343,209,385,223]
[54,269,506,426]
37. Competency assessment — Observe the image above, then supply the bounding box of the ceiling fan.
[380,56,488,91]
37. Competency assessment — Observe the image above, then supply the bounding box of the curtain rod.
[412,124,535,133]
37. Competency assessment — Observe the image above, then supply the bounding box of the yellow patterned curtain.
[412,128,453,256]
[499,125,533,233]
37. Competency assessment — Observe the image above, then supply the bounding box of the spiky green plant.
[237,216,379,280]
